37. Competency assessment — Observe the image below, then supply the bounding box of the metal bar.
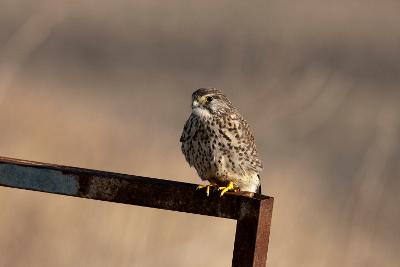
[0,156,274,266]
[232,197,274,267]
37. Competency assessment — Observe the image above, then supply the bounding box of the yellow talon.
[218,181,235,197]
[196,184,215,196]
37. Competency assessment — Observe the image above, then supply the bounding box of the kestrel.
[180,88,263,196]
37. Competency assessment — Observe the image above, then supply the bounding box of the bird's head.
[191,88,234,118]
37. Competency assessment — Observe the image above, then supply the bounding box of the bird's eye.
[206,96,213,102]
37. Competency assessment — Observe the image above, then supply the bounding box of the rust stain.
[83,176,129,201]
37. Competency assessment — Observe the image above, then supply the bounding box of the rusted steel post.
[232,197,274,267]
[0,156,274,265]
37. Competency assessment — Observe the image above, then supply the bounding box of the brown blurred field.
[0,0,399,266]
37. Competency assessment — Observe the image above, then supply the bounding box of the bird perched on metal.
[180,88,263,196]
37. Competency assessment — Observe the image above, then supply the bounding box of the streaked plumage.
[180,88,263,194]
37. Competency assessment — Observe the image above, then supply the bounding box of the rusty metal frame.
[0,156,273,266]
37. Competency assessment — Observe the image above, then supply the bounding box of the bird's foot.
[196,184,216,197]
[218,182,236,197]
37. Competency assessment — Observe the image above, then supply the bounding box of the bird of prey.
[180,88,263,196]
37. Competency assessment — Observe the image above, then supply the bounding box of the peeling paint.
[0,163,79,195]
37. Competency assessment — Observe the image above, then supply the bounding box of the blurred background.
[0,0,399,266]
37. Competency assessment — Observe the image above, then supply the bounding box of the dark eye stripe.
[203,94,222,100]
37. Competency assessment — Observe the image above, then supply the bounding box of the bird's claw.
[196,184,215,196]
[218,181,236,197]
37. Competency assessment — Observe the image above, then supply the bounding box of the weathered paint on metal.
[0,164,79,195]
[0,156,274,267]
